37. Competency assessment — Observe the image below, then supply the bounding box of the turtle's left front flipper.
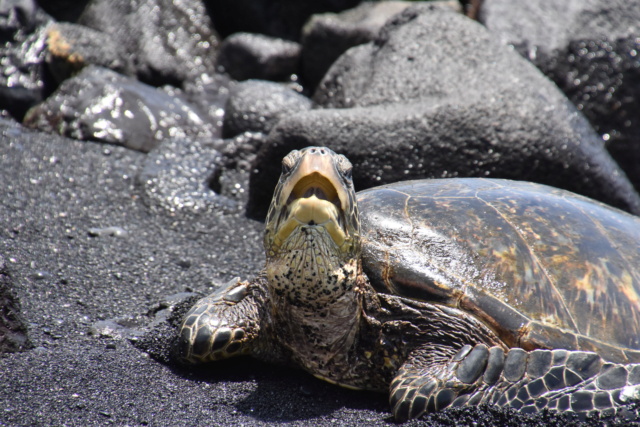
[390,344,640,421]
[175,277,267,364]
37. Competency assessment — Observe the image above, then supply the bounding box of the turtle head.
[263,147,361,306]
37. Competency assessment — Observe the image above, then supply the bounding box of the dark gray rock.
[217,33,301,82]
[216,132,271,205]
[35,0,91,22]
[139,128,269,217]
[301,2,411,90]
[78,0,219,86]
[301,1,460,90]
[479,0,640,192]
[0,0,53,120]
[23,66,218,152]
[246,6,640,218]
[1,0,41,37]
[0,255,31,353]
[44,22,135,84]
[223,80,312,138]
[205,0,361,41]
[182,73,235,131]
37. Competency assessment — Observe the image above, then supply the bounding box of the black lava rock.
[35,0,90,22]
[0,0,53,120]
[23,66,218,152]
[246,5,640,219]
[217,33,301,82]
[480,0,640,192]
[1,0,41,37]
[181,73,235,131]
[223,80,311,138]
[205,0,361,41]
[44,22,135,84]
[77,0,219,86]
[301,1,460,90]
[0,255,31,353]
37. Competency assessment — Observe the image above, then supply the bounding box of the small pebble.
[87,226,128,237]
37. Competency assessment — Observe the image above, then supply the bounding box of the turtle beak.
[272,148,350,250]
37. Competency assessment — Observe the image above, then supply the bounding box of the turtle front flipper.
[390,344,640,421]
[176,278,264,364]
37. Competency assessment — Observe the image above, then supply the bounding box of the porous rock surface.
[205,0,361,41]
[77,0,220,86]
[300,0,460,89]
[247,5,640,218]
[480,0,640,191]
[0,255,31,353]
[0,0,53,120]
[216,32,302,82]
[223,80,312,138]
[44,22,135,83]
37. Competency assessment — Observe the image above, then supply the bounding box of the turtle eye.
[343,166,352,180]
[281,161,292,175]
[281,150,299,175]
[337,155,353,181]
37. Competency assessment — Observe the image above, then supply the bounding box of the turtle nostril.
[310,147,326,155]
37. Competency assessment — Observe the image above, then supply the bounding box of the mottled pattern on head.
[263,147,361,308]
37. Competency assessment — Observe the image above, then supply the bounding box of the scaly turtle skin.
[176,147,640,420]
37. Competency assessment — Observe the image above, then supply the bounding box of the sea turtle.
[176,146,640,420]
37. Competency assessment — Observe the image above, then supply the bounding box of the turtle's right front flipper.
[176,278,264,364]
[390,344,640,421]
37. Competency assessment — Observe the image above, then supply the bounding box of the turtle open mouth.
[277,172,347,247]
[288,172,341,214]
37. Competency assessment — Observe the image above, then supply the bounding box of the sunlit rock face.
[480,0,640,193]
[23,66,218,153]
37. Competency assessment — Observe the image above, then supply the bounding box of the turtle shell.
[358,178,640,364]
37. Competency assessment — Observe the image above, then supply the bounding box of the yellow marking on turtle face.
[291,172,340,206]
[273,196,346,249]
[291,196,335,225]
